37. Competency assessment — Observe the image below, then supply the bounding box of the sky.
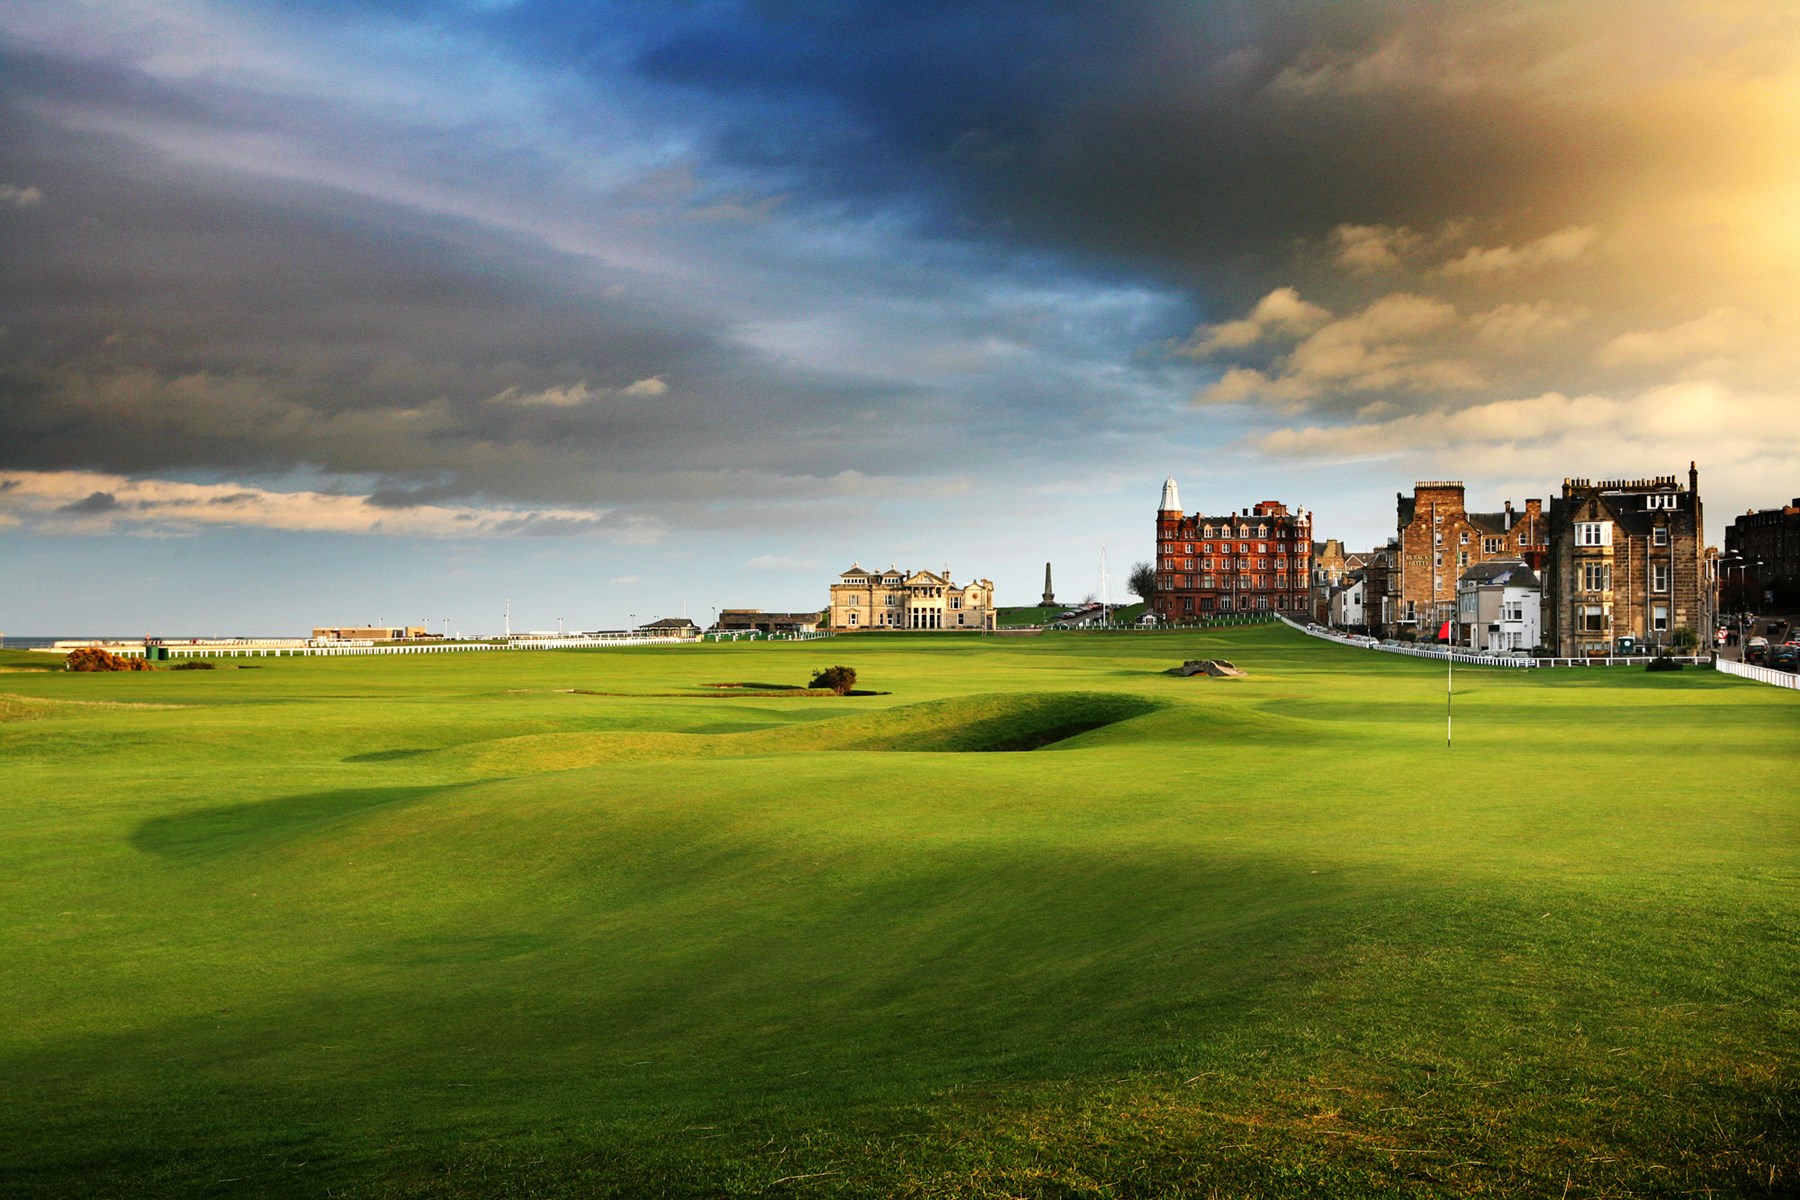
[3,1,1798,635]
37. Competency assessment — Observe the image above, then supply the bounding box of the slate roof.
[1457,560,1540,589]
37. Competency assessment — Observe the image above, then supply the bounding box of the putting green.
[1,627,1794,1197]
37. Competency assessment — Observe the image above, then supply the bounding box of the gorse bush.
[172,660,217,670]
[809,665,857,695]
[65,647,154,672]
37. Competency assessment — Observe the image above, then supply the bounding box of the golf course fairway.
[2,625,1794,1197]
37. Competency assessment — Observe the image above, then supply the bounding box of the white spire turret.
[1159,477,1182,513]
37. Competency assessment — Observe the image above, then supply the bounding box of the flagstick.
[1447,652,1453,748]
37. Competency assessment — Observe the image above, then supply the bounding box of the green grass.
[998,602,1147,626]
[996,605,1060,625]
[1,629,1795,1198]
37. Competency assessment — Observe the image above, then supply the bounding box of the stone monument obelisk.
[1041,562,1056,606]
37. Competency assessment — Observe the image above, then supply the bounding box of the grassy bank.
[1,628,1794,1197]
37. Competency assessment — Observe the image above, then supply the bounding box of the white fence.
[1278,614,1532,668]
[1374,642,1537,668]
[39,634,700,659]
[1278,615,1736,670]
[1715,656,1800,691]
[703,630,833,642]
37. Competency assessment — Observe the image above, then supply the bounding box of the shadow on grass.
[131,785,444,860]
[0,847,1345,1197]
[825,692,1161,753]
[342,747,435,763]
[11,831,1796,1198]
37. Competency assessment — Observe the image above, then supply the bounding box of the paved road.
[1718,612,1795,662]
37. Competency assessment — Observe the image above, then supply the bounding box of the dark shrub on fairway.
[810,665,857,695]
[172,660,217,670]
[1646,655,1684,671]
[65,646,154,672]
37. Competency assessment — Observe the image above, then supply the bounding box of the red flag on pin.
[1437,620,1452,642]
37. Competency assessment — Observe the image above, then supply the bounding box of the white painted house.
[1456,560,1542,652]
[1328,573,1368,629]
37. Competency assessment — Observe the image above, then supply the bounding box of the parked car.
[1746,637,1770,663]
[1771,643,1800,672]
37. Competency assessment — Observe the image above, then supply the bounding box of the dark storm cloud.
[0,68,946,505]
[4,0,1789,547]
[621,2,1587,302]
[0,5,1217,524]
[58,490,118,514]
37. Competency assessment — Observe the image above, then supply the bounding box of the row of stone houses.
[1313,465,1709,656]
[777,466,1714,647]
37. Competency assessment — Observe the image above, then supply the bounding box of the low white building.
[1328,573,1368,629]
[1456,560,1542,652]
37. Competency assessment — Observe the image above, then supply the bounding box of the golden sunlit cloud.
[0,471,622,539]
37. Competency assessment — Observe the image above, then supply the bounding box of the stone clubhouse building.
[829,565,997,631]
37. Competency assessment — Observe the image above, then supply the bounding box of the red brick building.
[1154,478,1312,621]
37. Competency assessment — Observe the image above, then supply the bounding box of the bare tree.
[1128,561,1156,603]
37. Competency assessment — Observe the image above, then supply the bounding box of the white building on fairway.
[829,564,996,631]
[1456,560,1542,652]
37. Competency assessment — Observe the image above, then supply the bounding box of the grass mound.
[805,690,1160,752]
[424,691,1161,776]
[0,693,185,722]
